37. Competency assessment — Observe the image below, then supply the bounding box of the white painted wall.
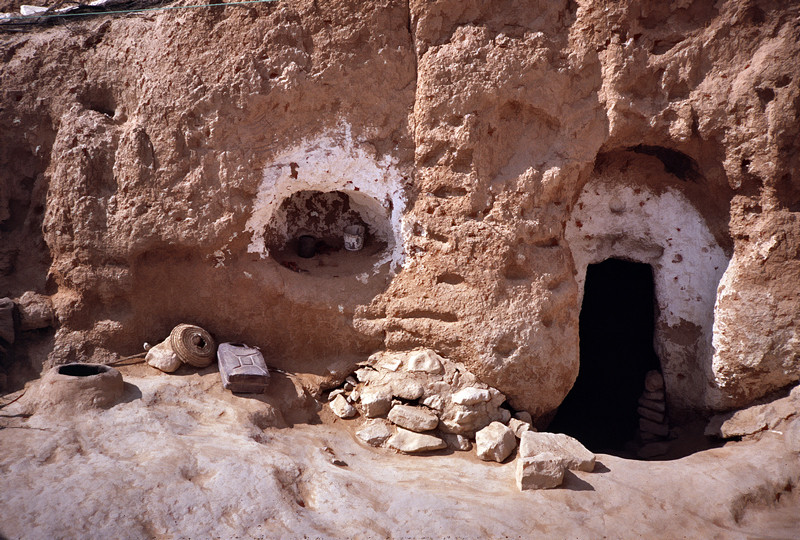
[566,180,730,409]
[246,124,409,273]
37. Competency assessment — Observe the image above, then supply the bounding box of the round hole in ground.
[265,189,391,277]
[548,258,661,456]
[58,364,108,377]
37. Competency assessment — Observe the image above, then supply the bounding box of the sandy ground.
[1,367,798,539]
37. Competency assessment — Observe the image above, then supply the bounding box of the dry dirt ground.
[1,366,799,539]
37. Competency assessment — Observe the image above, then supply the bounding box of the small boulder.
[475,421,516,462]
[360,388,392,418]
[145,340,182,373]
[405,349,444,374]
[514,411,534,425]
[642,389,665,401]
[519,432,595,472]
[644,370,664,392]
[442,433,472,451]
[389,379,425,401]
[356,419,393,447]
[16,291,54,331]
[637,406,665,423]
[387,427,446,453]
[388,404,439,432]
[516,452,567,491]
[452,387,491,405]
[508,417,532,438]
[638,396,665,412]
[330,394,357,419]
[639,418,669,437]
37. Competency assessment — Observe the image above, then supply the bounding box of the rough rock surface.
[1,369,798,538]
[705,384,800,438]
[14,291,54,331]
[0,0,798,421]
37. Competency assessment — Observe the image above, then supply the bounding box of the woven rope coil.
[170,324,216,368]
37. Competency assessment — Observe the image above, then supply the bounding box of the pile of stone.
[636,370,671,458]
[326,348,600,491]
[326,349,534,455]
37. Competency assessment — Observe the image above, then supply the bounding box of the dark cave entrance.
[549,258,661,455]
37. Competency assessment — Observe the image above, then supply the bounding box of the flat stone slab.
[388,404,439,432]
[387,427,446,453]
[519,432,595,472]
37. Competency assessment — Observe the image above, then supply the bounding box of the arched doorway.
[549,258,660,454]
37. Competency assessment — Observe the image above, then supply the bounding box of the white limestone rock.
[330,394,356,419]
[387,404,439,432]
[404,349,445,374]
[389,379,424,401]
[442,433,472,451]
[475,422,516,462]
[516,452,567,491]
[508,418,532,438]
[145,339,181,373]
[387,427,446,453]
[356,419,393,447]
[519,432,596,472]
[359,388,392,418]
[452,387,491,405]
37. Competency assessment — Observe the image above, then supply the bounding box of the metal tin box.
[217,342,270,393]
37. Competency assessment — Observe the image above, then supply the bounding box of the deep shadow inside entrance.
[549,258,660,455]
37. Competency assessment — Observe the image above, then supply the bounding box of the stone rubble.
[322,348,540,456]
[14,291,54,331]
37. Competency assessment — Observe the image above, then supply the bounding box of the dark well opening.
[548,258,660,454]
[58,364,108,377]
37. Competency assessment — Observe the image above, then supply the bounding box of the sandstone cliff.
[1,0,798,419]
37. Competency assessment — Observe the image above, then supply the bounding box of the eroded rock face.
[1,0,799,420]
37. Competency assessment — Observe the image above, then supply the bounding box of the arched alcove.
[245,126,408,284]
[566,180,730,414]
[264,189,392,277]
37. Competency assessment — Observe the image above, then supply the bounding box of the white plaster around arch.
[565,180,730,410]
[246,124,409,273]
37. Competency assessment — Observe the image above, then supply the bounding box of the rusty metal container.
[217,342,271,393]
